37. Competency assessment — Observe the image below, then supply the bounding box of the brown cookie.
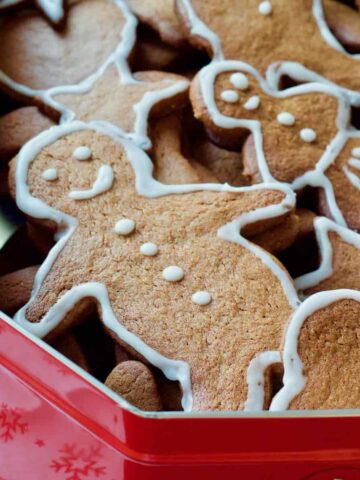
[105,360,163,411]
[0,0,64,24]
[324,0,360,53]
[53,333,90,372]
[0,107,54,162]
[178,0,360,100]
[10,122,298,411]
[295,217,360,295]
[250,213,299,255]
[271,291,360,410]
[0,265,38,315]
[128,0,187,47]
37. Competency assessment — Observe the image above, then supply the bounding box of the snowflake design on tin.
[0,403,28,442]
[50,443,106,480]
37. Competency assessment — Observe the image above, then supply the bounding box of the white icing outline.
[179,0,360,105]
[0,0,64,23]
[244,350,281,411]
[295,217,360,293]
[69,164,114,200]
[196,59,360,227]
[270,289,360,411]
[14,120,299,411]
[0,0,189,150]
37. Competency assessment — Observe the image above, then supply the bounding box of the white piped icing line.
[295,217,360,294]
[270,290,360,411]
[343,165,360,190]
[114,218,136,236]
[258,1,272,15]
[73,146,92,161]
[244,351,280,411]
[348,158,360,170]
[300,128,317,143]
[13,121,298,412]
[230,72,249,90]
[42,168,58,181]
[0,0,189,151]
[244,95,260,110]
[69,165,114,200]
[220,90,239,103]
[162,266,184,282]
[277,112,295,126]
[191,291,212,306]
[140,242,158,256]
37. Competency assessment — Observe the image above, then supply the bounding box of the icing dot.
[351,147,360,158]
[191,291,212,306]
[244,96,260,110]
[162,266,184,282]
[73,146,92,161]
[114,219,136,235]
[230,72,249,90]
[220,89,239,103]
[42,167,58,181]
[300,128,317,143]
[277,112,295,126]
[140,242,159,256]
[258,1,272,15]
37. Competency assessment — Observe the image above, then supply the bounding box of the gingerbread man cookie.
[271,290,360,410]
[0,0,189,149]
[178,0,360,103]
[10,121,299,411]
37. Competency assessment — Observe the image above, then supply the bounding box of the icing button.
[277,112,295,126]
[230,72,249,90]
[42,168,58,181]
[258,1,272,15]
[192,291,212,306]
[300,128,317,143]
[244,96,260,110]
[140,242,159,256]
[220,89,239,103]
[351,147,360,158]
[73,146,92,161]
[162,266,184,282]
[114,219,136,236]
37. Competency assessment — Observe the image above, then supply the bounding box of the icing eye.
[73,146,92,161]
[220,89,239,103]
[244,96,260,110]
[42,167,58,181]
[114,218,136,236]
[258,1,272,15]
[191,291,212,306]
[299,128,317,143]
[230,72,249,90]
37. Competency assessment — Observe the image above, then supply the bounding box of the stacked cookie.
[0,0,360,412]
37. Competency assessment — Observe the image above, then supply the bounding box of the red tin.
[1,312,360,480]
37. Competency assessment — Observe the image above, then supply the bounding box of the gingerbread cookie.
[0,107,54,162]
[128,0,187,47]
[0,265,38,315]
[0,0,189,149]
[10,121,299,411]
[295,216,360,295]
[0,0,64,24]
[271,290,360,410]
[178,0,360,103]
[190,60,360,230]
[105,360,163,411]
[324,0,360,53]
